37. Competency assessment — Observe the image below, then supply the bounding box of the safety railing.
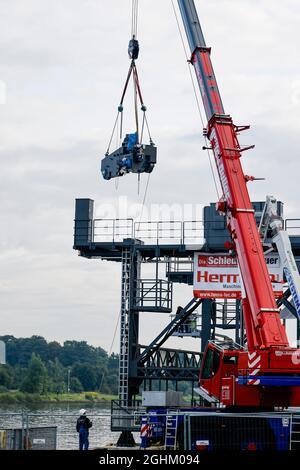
[134,220,204,245]
[111,400,143,432]
[93,218,134,243]
[76,217,300,246]
[0,410,115,450]
[135,279,173,312]
[91,219,205,245]
[109,408,297,450]
[134,220,184,244]
[1,409,297,450]
[285,219,300,236]
[215,299,239,328]
[166,258,194,274]
[186,411,292,451]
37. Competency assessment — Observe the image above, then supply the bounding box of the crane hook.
[128,36,139,60]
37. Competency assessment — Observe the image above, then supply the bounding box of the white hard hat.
[79,409,86,415]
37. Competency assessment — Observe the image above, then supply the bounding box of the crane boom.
[178,0,224,120]
[260,196,300,320]
[178,0,300,408]
[178,0,288,350]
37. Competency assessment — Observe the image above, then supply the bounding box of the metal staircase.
[119,247,131,406]
[164,413,178,450]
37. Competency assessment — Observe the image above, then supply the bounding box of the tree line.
[0,336,119,395]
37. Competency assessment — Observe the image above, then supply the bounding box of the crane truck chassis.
[141,407,296,450]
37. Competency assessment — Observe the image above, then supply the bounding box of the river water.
[0,402,134,450]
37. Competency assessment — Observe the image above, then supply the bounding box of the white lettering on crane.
[194,253,283,300]
[197,271,239,284]
[207,256,237,266]
[194,61,206,100]
[210,128,231,202]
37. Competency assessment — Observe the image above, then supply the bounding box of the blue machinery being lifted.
[74,0,300,448]
[100,1,157,181]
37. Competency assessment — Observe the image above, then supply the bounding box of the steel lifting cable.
[134,70,139,141]
[132,64,144,105]
[105,60,136,154]
[130,0,152,207]
[105,0,153,205]
[131,0,135,35]
[105,73,152,161]
[131,0,139,38]
[136,172,151,230]
[106,112,120,155]
[105,0,151,156]
[132,64,151,143]
[105,59,135,155]
[99,309,121,392]
[105,63,136,155]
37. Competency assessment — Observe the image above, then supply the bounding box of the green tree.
[1,336,48,367]
[0,335,119,395]
[0,365,14,389]
[102,373,118,394]
[47,358,67,393]
[20,353,48,394]
[9,364,25,390]
[48,341,62,362]
[61,341,107,367]
[70,377,83,393]
[71,363,97,391]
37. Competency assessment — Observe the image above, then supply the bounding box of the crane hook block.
[128,38,139,60]
[101,133,157,180]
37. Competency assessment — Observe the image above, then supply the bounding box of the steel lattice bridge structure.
[73,198,300,410]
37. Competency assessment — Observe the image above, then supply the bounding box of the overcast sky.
[1,0,300,352]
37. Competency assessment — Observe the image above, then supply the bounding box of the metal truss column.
[119,247,131,406]
[119,243,141,407]
[201,299,215,352]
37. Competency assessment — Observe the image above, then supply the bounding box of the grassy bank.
[0,391,118,404]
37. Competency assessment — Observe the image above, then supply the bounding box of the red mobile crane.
[178,0,300,408]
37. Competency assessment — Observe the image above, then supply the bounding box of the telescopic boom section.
[178,0,288,350]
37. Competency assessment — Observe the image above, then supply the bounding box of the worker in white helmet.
[76,409,93,450]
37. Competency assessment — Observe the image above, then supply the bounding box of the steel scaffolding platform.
[73,198,300,412]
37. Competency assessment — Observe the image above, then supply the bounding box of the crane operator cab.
[198,341,240,406]
[101,132,157,180]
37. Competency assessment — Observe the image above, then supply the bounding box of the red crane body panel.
[207,115,289,349]
[178,1,300,407]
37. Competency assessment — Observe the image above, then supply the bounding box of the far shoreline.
[0,391,118,404]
